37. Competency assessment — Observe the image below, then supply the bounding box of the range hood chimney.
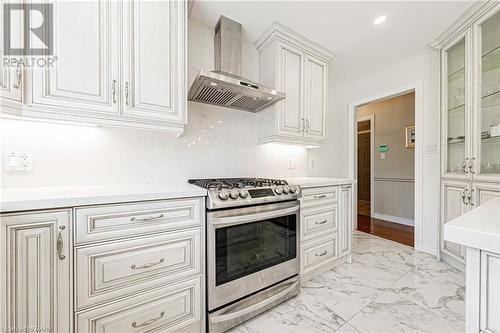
[188,16,285,112]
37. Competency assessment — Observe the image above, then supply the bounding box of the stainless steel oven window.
[207,201,300,311]
[215,213,297,286]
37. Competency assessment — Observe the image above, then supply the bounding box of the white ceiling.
[190,0,474,82]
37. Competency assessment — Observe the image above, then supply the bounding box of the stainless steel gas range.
[188,178,301,333]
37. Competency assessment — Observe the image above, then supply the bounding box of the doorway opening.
[355,92,416,247]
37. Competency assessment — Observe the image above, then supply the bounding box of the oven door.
[207,200,299,311]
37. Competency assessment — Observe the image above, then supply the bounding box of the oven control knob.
[218,189,229,200]
[274,186,284,195]
[229,189,239,199]
[239,189,249,198]
[283,185,290,194]
[289,185,297,193]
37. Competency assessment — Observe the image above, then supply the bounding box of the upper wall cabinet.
[121,0,185,124]
[1,0,187,134]
[256,23,334,146]
[0,0,22,102]
[434,1,500,183]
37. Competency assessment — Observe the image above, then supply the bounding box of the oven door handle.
[209,277,300,324]
[208,205,299,227]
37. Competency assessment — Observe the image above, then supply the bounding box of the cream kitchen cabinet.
[0,210,73,333]
[338,185,353,258]
[298,183,353,282]
[434,1,500,268]
[440,180,470,266]
[1,0,187,134]
[0,0,22,102]
[256,23,333,146]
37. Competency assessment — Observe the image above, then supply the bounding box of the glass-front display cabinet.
[444,35,469,176]
[477,9,500,177]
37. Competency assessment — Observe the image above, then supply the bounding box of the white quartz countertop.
[444,198,500,254]
[286,177,356,188]
[0,183,207,213]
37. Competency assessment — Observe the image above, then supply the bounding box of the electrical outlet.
[4,152,33,171]
[310,159,316,169]
[288,159,296,169]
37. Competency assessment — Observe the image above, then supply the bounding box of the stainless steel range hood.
[188,16,285,112]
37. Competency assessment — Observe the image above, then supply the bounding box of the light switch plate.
[4,152,33,171]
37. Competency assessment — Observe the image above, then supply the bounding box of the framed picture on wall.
[405,125,415,148]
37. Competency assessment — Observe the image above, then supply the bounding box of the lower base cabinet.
[76,277,202,333]
[299,184,353,281]
[1,197,205,333]
[0,210,73,333]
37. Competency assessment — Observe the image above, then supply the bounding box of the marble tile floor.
[229,231,465,333]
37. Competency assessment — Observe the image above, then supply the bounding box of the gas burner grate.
[188,178,289,190]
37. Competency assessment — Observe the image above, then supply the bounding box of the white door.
[0,0,22,102]
[480,251,500,333]
[277,42,304,138]
[30,0,119,115]
[0,210,72,333]
[473,7,500,183]
[121,0,186,123]
[473,181,500,206]
[441,181,469,262]
[304,55,326,140]
[338,185,353,257]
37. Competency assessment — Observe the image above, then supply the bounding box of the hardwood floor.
[357,200,370,216]
[356,214,414,247]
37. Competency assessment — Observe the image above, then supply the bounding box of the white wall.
[0,18,308,189]
[309,46,440,255]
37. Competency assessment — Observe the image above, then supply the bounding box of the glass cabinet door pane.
[446,38,467,174]
[480,10,500,175]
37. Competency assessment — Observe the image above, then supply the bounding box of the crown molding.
[430,0,499,49]
[255,21,336,60]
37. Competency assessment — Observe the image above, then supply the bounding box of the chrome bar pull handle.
[461,188,468,205]
[131,258,165,270]
[467,189,475,206]
[112,80,117,104]
[462,158,470,174]
[315,220,328,225]
[314,194,327,199]
[315,250,328,257]
[131,311,165,328]
[469,157,476,175]
[56,225,66,260]
[12,63,22,89]
[130,214,164,222]
[125,82,129,106]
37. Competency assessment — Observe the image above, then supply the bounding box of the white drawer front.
[302,205,337,240]
[75,229,202,309]
[301,186,338,207]
[302,237,337,270]
[75,198,203,244]
[76,277,201,333]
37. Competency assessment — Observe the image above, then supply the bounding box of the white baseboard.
[372,212,414,226]
[415,245,438,257]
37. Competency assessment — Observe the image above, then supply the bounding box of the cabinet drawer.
[302,236,337,270]
[301,186,338,207]
[76,277,202,333]
[301,205,337,240]
[75,229,202,309]
[75,198,203,244]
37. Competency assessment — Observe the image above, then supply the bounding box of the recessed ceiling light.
[374,16,387,25]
